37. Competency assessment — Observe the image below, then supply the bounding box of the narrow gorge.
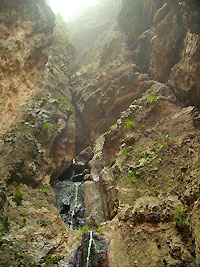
[0,0,200,266]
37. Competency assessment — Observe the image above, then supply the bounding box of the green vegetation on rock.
[95,226,103,234]
[13,190,24,205]
[43,122,51,132]
[20,123,29,132]
[147,94,158,102]
[59,95,72,110]
[82,225,90,232]
[54,14,72,45]
[124,119,136,128]
[80,66,88,74]
[20,210,29,217]
[129,171,137,184]
[43,188,49,194]
[174,208,189,228]
[45,254,60,264]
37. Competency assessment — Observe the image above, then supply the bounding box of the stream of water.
[86,231,93,267]
[70,182,81,229]
[54,163,109,267]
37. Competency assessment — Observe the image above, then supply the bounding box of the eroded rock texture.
[120,0,200,106]
[85,83,199,266]
[0,1,77,266]
[0,0,54,136]
[0,0,200,266]
[0,3,76,188]
[66,0,200,265]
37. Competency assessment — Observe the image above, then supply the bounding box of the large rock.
[169,30,200,106]
[73,67,156,152]
[0,0,54,137]
[150,2,185,82]
[82,181,106,226]
[0,11,76,187]
[119,0,200,106]
[0,1,77,265]
[86,81,199,265]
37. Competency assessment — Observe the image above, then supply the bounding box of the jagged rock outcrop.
[0,0,54,137]
[67,0,121,52]
[0,4,76,188]
[70,0,200,154]
[0,1,77,266]
[83,81,199,266]
[1,0,200,266]
[119,0,200,106]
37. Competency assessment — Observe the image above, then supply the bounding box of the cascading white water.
[70,182,81,229]
[86,231,93,267]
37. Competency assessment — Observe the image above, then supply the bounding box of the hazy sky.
[49,0,97,19]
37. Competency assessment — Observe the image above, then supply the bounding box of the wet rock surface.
[61,231,109,267]
[0,0,200,266]
[0,1,77,265]
[53,180,85,229]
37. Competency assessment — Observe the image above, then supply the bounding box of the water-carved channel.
[53,161,109,266]
[60,230,109,267]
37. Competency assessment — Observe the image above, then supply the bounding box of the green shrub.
[45,254,60,264]
[20,123,28,132]
[59,96,67,102]
[80,66,87,74]
[43,188,49,194]
[13,191,24,205]
[122,147,129,156]
[95,226,103,234]
[147,95,158,102]
[129,171,137,184]
[43,122,51,132]
[20,210,28,217]
[121,146,132,156]
[124,119,136,128]
[59,96,72,110]
[174,208,188,228]
[82,225,90,232]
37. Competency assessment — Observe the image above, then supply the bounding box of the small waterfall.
[53,162,109,267]
[61,230,109,267]
[86,231,93,267]
[70,182,81,229]
[53,174,85,229]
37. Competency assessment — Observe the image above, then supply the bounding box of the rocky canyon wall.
[0,0,200,266]
[0,1,78,265]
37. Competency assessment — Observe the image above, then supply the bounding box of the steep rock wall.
[0,2,77,266]
[66,0,200,266]
[119,0,200,106]
[70,0,200,155]
[0,0,200,266]
[0,0,54,137]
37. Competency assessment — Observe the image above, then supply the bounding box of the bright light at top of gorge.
[48,0,97,19]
